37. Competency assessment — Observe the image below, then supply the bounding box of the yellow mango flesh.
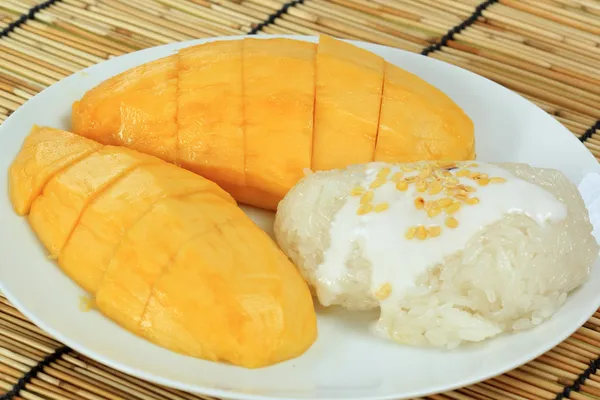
[70,37,474,211]
[29,147,149,258]
[60,163,228,293]
[178,40,245,188]
[375,62,475,162]
[8,125,101,216]
[243,38,316,200]
[312,35,384,171]
[142,206,316,368]
[72,55,179,163]
[9,126,317,369]
[96,192,236,333]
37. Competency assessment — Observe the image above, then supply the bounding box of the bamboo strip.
[479,31,600,75]
[472,21,600,63]
[440,45,600,104]
[45,362,132,400]
[467,383,528,400]
[26,19,126,57]
[453,29,600,83]
[22,22,114,59]
[0,94,23,111]
[62,355,210,400]
[551,346,591,364]
[0,323,60,352]
[0,59,58,88]
[468,23,600,69]
[449,37,600,95]
[153,0,246,29]
[41,6,161,49]
[26,379,83,400]
[0,51,67,81]
[517,92,596,128]
[88,4,190,42]
[438,391,473,400]
[484,379,547,400]
[295,2,423,51]
[0,336,47,361]
[328,0,457,37]
[280,13,360,39]
[1,0,30,14]
[0,38,83,74]
[455,388,495,400]
[430,52,600,119]
[501,0,600,32]
[483,13,600,59]
[100,0,222,36]
[10,28,102,65]
[527,361,578,381]
[307,0,436,44]
[56,361,167,400]
[491,2,600,44]
[55,1,178,44]
[0,43,73,78]
[42,17,138,53]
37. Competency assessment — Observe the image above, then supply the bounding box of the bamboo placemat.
[1,0,600,399]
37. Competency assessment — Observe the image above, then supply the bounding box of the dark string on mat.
[421,0,499,56]
[0,0,63,38]
[247,0,304,35]
[0,346,72,400]
[555,356,600,399]
[580,120,600,143]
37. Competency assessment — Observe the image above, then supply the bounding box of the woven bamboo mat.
[1,0,600,399]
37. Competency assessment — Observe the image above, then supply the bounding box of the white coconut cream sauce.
[316,161,567,329]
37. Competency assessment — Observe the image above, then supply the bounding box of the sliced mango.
[374,62,475,162]
[142,205,317,368]
[60,163,230,294]
[178,40,245,188]
[72,55,179,163]
[28,146,149,258]
[10,126,317,369]
[69,36,475,212]
[243,38,316,201]
[8,125,101,216]
[96,192,235,334]
[312,35,384,171]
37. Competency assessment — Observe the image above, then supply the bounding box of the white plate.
[0,35,599,400]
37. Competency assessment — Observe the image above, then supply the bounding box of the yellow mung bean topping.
[361,191,374,204]
[350,187,364,196]
[445,217,459,229]
[428,226,442,238]
[375,283,392,300]
[374,203,390,213]
[357,203,373,215]
[416,225,428,240]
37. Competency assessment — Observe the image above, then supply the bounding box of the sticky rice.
[274,161,599,348]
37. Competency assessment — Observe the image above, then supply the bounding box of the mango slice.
[142,205,317,368]
[60,163,229,294]
[72,55,179,163]
[243,38,316,201]
[374,62,475,162]
[70,37,475,211]
[178,40,245,188]
[29,146,149,258]
[8,125,101,216]
[96,192,235,334]
[9,126,317,369]
[312,35,384,171]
